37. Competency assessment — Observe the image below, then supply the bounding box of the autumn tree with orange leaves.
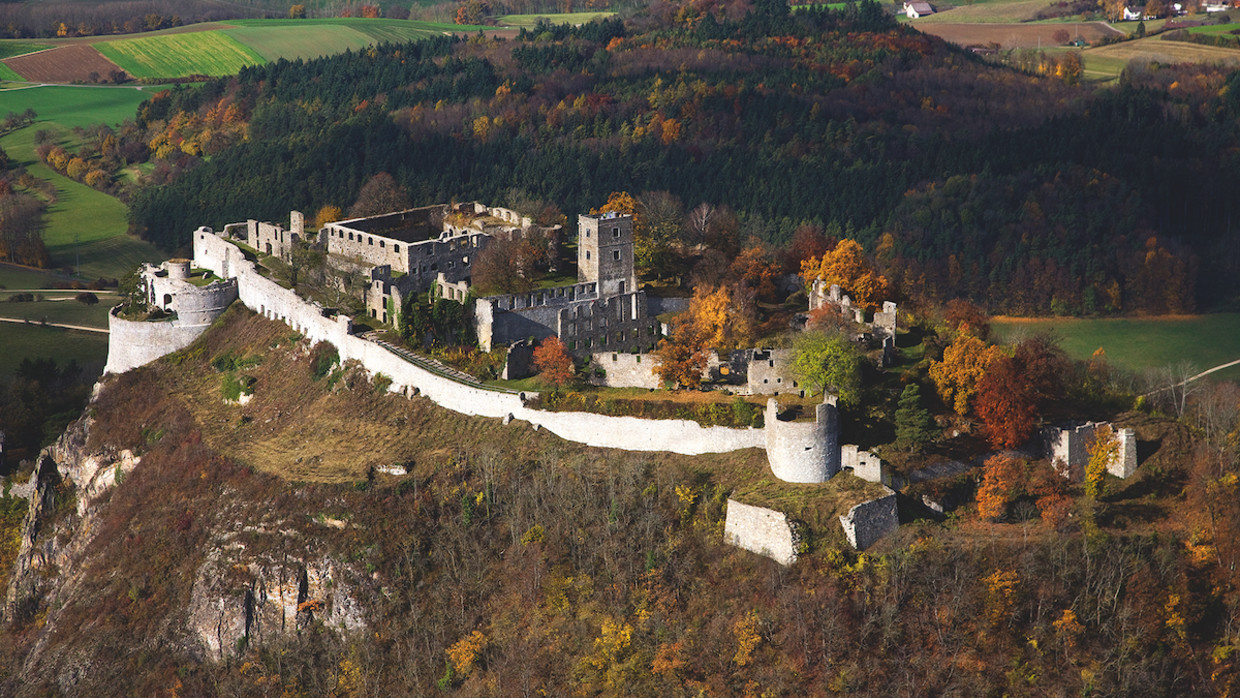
[654,284,756,388]
[975,356,1037,450]
[800,239,891,312]
[533,336,575,386]
[929,334,1004,415]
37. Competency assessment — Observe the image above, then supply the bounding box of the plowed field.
[3,44,127,83]
[916,22,1121,49]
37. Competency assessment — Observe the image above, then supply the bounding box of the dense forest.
[117,1,1240,315]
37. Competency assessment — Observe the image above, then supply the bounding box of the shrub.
[75,292,99,305]
[310,342,339,381]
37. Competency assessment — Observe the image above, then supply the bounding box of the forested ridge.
[125,1,1240,314]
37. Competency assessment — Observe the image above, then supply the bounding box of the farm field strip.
[498,12,617,26]
[0,85,162,279]
[1084,34,1240,65]
[2,44,126,83]
[0,63,23,81]
[916,21,1119,49]
[222,25,378,62]
[0,42,50,60]
[95,32,265,78]
[1186,22,1240,35]
[0,297,114,329]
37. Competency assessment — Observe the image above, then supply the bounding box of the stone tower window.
[612,250,620,261]
[612,227,621,238]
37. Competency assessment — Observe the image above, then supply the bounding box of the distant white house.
[1122,5,1142,19]
[1204,2,1230,12]
[904,1,935,18]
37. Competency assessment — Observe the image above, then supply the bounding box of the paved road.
[0,316,108,334]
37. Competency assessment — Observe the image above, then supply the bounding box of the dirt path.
[0,316,108,333]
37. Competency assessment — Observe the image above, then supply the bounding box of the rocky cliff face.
[3,399,368,695]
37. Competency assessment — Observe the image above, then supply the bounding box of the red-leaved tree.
[975,355,1037,450]
[533,336,574,386]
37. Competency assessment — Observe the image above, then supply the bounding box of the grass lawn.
[0,292,118,329]
[0,42,49,60]
[992,314,1240,383]
[498,12,617,27]
[0,323,109,378]
[95,32,266,78]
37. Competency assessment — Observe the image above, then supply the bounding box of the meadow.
[992,314,1240,383]
[0,291,118,330]
[0,42,47,60]
[0,323,109,377]
[1083,33,1240,74]
[0,85,163,280]
[94,32,266,78]
[220,18,462,63]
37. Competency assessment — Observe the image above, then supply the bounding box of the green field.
[0,42,48,60]
[1186,22,1240,36]
[498,12,616,27]
[992,314,1240,383]
[220,18,461,64]
[96,32,266,78]
[0,292,118,329]
[0,85,163,279]
[0,265,73,290]
[0,323,109,377]
[0,64,23,82]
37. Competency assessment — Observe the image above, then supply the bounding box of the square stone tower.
[578,212,637,297]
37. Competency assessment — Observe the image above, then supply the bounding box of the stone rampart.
[724,499,800,565]
[839,488,898,550]
[765,398,840,483]
[104,308,213,374]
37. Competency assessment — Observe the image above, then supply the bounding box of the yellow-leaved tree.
[800,239,892,312]
[929,333,1004,415]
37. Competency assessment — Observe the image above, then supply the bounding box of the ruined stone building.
[474,212,659,355]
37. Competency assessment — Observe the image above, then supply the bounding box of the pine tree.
[894,383,936,452]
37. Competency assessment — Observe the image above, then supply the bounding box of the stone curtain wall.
[724,499,800,565]
[192,228,765,456]
[838,488,898,550]
[1045,422,1139,479]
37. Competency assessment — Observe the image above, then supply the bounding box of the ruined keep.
[765,397,841,483]
[475,212,658,356]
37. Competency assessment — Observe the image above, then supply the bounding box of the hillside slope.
[0,304,1235,695]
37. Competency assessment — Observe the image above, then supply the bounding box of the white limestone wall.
[765,398,839,483]
[104,309,211,374]
[724,499,799,565]
[1111,428,1138,478]
[839,488,898,550]
[842,445,887,484]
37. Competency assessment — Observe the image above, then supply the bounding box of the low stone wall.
[724,499,800,565]
[839,488,898,550]
[104,309,213,375]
